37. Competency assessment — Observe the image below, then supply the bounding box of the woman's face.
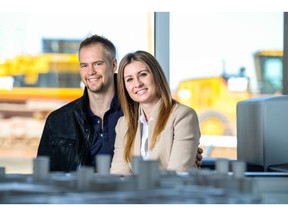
[123,60,159,106]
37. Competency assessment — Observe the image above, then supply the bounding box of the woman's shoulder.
[116,116,127,127]
[173,101,197,115]
[171,102,200,126]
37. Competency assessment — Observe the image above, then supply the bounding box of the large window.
[0,12,152,173]
[0,11,284,173]
[170,12,284,159]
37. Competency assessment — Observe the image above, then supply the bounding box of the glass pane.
[0,12,152,173]
[263,58,282,93]
[170,12,284,160]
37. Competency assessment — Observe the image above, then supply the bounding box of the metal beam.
[154,12,170,83]
[283,12,288,94]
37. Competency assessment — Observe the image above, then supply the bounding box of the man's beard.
[87,82,105,93]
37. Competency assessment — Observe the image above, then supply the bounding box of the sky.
[0,1,286,91]
[0,12,150,62]
[170,12,283,91]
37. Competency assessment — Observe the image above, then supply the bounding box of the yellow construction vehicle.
[0,39,85,147]
[0,52,83,119]
[174,50,283,136]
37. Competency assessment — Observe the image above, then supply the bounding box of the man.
[37,34,203,172]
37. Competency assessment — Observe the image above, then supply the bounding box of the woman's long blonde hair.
[117,50,176,162]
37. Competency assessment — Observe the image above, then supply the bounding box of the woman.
[110,50,201,175]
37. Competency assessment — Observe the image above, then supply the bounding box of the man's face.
[79,43,116,93]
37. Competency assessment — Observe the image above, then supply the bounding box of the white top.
[139,108,153,160]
